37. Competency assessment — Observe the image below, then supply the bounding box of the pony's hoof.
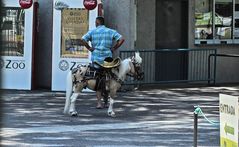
[108,111,116,117]
[70,111,78,117]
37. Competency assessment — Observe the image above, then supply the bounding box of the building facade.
[2,0,239,89]
[104,0,239,85]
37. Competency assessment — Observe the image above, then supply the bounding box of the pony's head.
[130,52,144,80]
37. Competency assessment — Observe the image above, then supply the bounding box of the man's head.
[95,16,104,27]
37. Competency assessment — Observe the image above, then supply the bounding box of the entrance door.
[1,0,36,90]
[155,0,188,81]
[52,0,98,91]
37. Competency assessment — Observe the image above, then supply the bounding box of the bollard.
[193,106,220,147]
[194,112,198,147]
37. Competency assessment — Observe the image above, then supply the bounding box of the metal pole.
[194,112,198,147]
[213,50,217,85]
[208,54,211,85]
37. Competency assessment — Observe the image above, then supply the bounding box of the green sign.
[224,123,234,135]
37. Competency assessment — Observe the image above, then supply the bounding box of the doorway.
[155,0,189,81]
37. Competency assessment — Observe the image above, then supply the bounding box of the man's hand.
[89,47,95,52]
[80,39,93,52]
[112,38,125,52]
[111,47,115,52]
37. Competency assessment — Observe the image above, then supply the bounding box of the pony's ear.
[135,51,142,64]
[135,52,140,57]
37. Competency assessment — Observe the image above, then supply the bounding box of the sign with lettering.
[219,94,238,147]
[52,0,98,91]
[61,8,89,58]
[83,0,97,10]
[19,0,32,9]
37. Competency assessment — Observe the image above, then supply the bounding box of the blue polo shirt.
[82,25,122,64]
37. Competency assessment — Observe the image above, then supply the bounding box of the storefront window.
[195,0,213,39]
[1,8,25,56]
[215,0,232,39]
[235,0,239,38]
[195,0,239,44]
[61,8,89,58]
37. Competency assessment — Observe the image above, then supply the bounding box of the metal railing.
[120,49,217,85]
[208,53,239,85]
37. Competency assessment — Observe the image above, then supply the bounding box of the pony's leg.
[69,93,80,116]
[103,92,109,108]
[107,96,116,117]
[96,91,103,109]
[107,89,118,117]
[107,82,121,117]
[63,70,73,114]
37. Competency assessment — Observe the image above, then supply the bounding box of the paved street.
[1,85,239,147]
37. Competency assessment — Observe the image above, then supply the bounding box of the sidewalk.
[1,86,239,147]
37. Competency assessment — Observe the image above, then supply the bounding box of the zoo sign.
[219,94,239,147]
[1,59,26,70]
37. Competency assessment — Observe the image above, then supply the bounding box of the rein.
[111,72,124,84]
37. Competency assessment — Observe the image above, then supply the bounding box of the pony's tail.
[63,70,73,114]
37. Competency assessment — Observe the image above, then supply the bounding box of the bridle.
[127,57,144,80]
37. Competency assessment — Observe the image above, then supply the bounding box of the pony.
[63,52,144,117]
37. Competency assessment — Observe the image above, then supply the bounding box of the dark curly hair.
[96,16,104,25]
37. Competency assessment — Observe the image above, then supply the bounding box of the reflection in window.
[215,0,232,39]
[235,0,239,39]
[1,8,25,56]
[195,0,213,39]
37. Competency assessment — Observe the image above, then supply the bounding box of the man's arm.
[80,39,94,52]
[112,37,125,52]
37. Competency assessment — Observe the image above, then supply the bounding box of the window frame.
[194,0,239,44]
[1,7,25,56]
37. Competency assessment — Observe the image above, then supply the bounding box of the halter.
[126,57,143,80]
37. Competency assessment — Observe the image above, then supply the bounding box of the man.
[81,16,125,64]
[81,16,124,108]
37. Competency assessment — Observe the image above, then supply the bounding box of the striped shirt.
[82,25,122,64]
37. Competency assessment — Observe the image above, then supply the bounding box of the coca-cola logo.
[19,0,33,9]
[83,0,97,10]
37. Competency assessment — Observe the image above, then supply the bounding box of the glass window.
[195,0,213,39]
[235,0,239,39]
[215,0,232,39]
[61,8,89,58]
[1,8,25,56]
[195,0,239,44]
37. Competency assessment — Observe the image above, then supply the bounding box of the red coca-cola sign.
[83,0,97,10]
[19,0,33,9]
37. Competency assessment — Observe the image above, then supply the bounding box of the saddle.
[73,57,120,96]
[91,57,121,96]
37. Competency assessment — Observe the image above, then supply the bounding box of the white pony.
[63,52,144,117]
